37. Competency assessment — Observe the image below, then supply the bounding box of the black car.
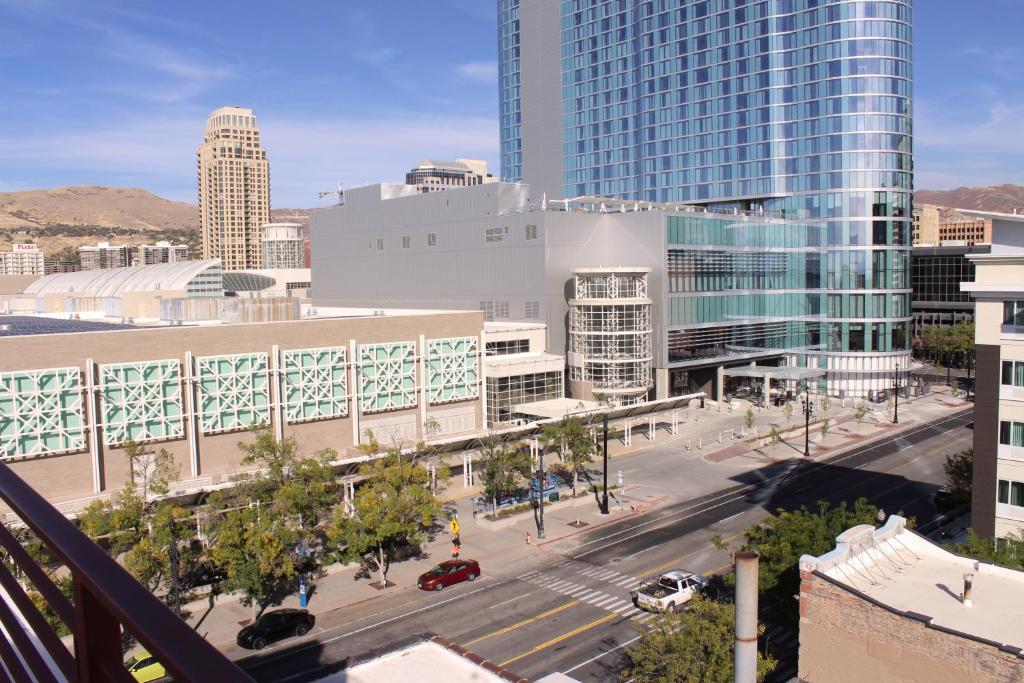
[933,485,960,511]
[236,609,315,650]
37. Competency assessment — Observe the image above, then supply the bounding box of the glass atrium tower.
[499,0,913,394]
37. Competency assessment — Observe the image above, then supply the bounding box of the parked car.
[418,560,481,591]
[236,608,315,650]
[125,649,166,682]
[180,561,227,590]
[933,484,960,511]
[631,569,707,613]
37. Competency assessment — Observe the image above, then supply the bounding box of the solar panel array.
[0,316,141,337]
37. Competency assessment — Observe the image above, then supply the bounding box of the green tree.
[123,441,179,502]
[954,529,1024,571]
[237,429,300,499]
[625,595,775,683]
[210,506,298,616]
[767,426,781,456]
[783,401,794,422]
[819,418,830,439]
[722,499,880,627]
[855,404,868,426]
[327,451,440,588]
[744,407,755,431]
[275,448,341,527]
[539,417,597,501]
[123,503,193,594]
[476,440,532,515]
[943,449,973,506]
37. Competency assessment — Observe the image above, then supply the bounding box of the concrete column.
[84,359,103,493]
[671,410,678,435]
[183,352,200,478]
[270,345,284,443]
[479,332,488,430]
[734,551,760,683]
[716,365,725,402]
[349,339,360,447]
[655,367,670,400]
[648,415,655,441]
[419,335,428,437]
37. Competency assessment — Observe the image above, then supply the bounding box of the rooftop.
[312,637,523,683]
[23,259,222,297]
[0,314,141,337]
[513,397,603,419]
[800,515,1024,653]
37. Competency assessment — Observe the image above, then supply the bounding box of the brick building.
[799,516,1024,682]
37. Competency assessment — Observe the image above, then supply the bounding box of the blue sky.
[0,0,1022,207]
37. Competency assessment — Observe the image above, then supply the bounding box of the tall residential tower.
[499,0,914,393]
[197,106,271,270]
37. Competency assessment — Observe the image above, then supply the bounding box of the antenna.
[318,182,345,205]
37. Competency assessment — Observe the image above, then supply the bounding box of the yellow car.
[125,649,166,682]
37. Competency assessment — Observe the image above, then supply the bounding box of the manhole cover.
[607,557,623,564]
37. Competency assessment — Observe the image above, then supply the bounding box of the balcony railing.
[0,460,253,682]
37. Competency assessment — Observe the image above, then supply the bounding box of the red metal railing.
[0,460,253,682]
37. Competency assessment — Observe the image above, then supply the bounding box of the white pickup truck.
[631,569,707,613]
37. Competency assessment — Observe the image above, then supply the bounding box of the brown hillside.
[916,184,1024,214]
[0,185,198,231]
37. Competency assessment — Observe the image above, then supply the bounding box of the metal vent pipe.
[735,551,760,683]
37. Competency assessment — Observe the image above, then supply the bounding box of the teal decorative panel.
[99,360,184,446]
[426,337,479,404]
[0,367,85,457]
[358,342,417,413]
[281,346,348,423]
[195,353,270,433]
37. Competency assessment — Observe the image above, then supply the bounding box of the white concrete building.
[0,244,45,276]
[261,223,305,269]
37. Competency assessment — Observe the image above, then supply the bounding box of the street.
[232,408,973,682]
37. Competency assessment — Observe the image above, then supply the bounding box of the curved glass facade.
[500,0,913,392]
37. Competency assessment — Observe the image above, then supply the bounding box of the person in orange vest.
[451,535,461,559]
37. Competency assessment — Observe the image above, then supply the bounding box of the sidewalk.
[178,386,971,652]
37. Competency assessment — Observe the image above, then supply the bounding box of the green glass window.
[281,347,348,423]
[99,360,184,445]
[0,367,86,457]
[195,353,270,433]
[358,342,417,413]
[426,337,480,404]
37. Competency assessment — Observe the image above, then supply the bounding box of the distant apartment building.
[197,106,271,270]
[912,204,939,245]
[261,223,304,269]
[0,243,45,276]
[136,241,189,266]
[79,242,131,270]
[405,159,495,193]
[43,260,79,275]
[964,210,1024,539]
[913,204,993,246]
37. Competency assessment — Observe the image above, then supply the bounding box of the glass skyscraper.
[499,0,913,394]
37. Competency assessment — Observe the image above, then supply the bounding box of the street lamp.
[536,445,546,540]
[600,413,610,515]
[802,393,814,457]
[892,362,902,425]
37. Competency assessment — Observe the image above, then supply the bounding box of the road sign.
[450,517,460,536]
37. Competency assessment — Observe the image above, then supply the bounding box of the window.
[1000,420,1024,447]
[1002,361,1024,387]
[998,479,1024,506]
[427,232,438,247]
[1004,301,1024,326]
[485,227,505,243]
[525,301,540,319]
[525,224,538,240]
[376,238,384,251]
[486,339,530,356]
[402,235,411,249]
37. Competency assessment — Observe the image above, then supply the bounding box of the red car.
[418,560,481,591]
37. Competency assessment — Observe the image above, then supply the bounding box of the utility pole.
[536,446,546,539]
[802,393,814,457]
[601,413,609,514]
[892,362,901,424]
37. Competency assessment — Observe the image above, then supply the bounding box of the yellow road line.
[462,600,579,647]
[499,613,619,667]
[633,530,744,579]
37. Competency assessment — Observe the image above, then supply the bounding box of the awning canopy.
[723,365,827,381]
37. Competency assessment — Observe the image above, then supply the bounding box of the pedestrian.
[451,542,460,560]
[525,532,532,546]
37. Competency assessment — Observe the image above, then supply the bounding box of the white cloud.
[456,61,498,83]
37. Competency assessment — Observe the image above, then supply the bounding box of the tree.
[477,439,532,515]
[954,529,1024,571]
[820,418,830,440]
[123,441,179,505]
[855,404,868,427]
[744,407,755,431]
[783,401,794,422]
[237,429,300,499]
[720,499,880,627]
[275,448,341,527]
[327,451,440,588]
[625,595,776,682]
[539,417,597,501]
[210,506,298,616]
[943,449,973,506]
[767,426,781,456]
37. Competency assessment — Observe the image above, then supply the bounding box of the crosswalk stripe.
[545,579,573,591]
[582,593,611,605]
[518,571,539,580]
[580,567,602,576]
[564,586,591,597]
[574,589,599,600]
[590,595,619,609]
[610,601,634,614]
[613,576,637,587]
[596,570,619,580]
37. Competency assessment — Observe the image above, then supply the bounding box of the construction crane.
[318,182,345,205]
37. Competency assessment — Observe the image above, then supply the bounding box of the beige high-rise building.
[912,203,939,245]
[197,106,271,270]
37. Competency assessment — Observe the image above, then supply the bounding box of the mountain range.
[2,182,1022,257]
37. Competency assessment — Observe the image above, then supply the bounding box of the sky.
[0,0,1022,208]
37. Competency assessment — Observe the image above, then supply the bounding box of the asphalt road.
[235,408,974,682]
